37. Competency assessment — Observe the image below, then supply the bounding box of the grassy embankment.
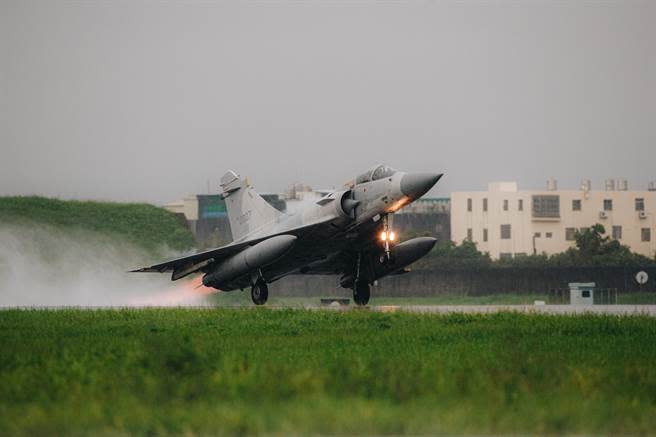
[0,196,195,257]
[1,309,655,435]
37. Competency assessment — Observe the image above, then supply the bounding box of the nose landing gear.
[379,214,396,262]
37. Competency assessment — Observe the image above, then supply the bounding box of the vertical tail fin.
[220,170,282,241]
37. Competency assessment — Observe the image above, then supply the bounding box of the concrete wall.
[192,217,233,249]
[268,267,656,297]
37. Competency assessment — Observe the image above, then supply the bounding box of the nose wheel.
[251,279,269,305]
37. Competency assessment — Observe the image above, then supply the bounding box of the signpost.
[635,271,648,285]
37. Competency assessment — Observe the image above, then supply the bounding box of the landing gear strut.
[251,279,268,305]
[352,252,371,306]
[353,281,370,306]
[380,214,396,262]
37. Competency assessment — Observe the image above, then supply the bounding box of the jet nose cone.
[401,172,443,199]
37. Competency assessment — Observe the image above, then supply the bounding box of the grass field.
[1,309,655,435]
[0,196,195,256]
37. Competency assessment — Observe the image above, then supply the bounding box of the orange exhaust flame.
[128,276,217,306]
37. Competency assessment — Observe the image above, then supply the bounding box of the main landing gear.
[353,281,370,306]
[351,251,371,306]
[251,279,269,305]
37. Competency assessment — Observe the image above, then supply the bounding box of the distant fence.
[270,266,656,297]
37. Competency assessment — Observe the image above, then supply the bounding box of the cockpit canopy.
[355,165,396,185]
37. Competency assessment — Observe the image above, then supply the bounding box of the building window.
[503,199,509,211]
[467,228,473,241]
[612,225,622,240]
[483,198,488,212]
[518,199,523,211]
[546,232,553,238]
[500,224,511,239]
[572,199,581,211]
[636,198,645,211]
[565,227,576,241]
[483,228,488,242]
[604,199,613,211]
[534,232,541,238]
[642,228,651,242]
[532,195,560,218]
[499,253,513,261]
[467,198,472,212]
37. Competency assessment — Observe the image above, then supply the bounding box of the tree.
[409,223,656,270]
[574,223,608,258]
[413,238,492,269]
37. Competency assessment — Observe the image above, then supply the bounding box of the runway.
[366,304,656,316]
[3,304,656,316]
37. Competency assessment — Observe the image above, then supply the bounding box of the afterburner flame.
[128,276,216,306]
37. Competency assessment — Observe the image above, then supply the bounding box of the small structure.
[320,298,350,306]
[569,282,595,305]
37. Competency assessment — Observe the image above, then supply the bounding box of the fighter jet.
[133,165,442,305]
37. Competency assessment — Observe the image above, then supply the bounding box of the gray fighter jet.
[133,165,442,305]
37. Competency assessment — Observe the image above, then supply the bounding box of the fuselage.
[134,164,443,305]
[213,167,442,291]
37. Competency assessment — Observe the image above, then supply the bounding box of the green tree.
[414,239,492,269]
[574,223,608,258]
[410,223,656,270]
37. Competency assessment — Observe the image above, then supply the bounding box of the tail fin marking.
[220,170,281,241]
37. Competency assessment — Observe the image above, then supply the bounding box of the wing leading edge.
[130,218,338,280]
[130,239,253,280]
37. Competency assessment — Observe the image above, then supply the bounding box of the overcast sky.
[2,1,654,204]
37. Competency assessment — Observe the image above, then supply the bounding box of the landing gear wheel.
[353,281,370,306]
[251,280,269,305]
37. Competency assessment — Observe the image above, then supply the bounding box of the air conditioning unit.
[639,211,648,219]
[599,211,608,219]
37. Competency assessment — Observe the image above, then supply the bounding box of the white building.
[451,180,656,260]
[163,195,199,220]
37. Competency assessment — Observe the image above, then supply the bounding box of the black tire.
[251,281,269,305]
[353,281,370,306]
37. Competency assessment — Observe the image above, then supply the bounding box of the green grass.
[1,309,655,435]
[0,196,195,256]
[617,292,656,304]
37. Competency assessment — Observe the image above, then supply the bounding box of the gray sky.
[2,1,654,204]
